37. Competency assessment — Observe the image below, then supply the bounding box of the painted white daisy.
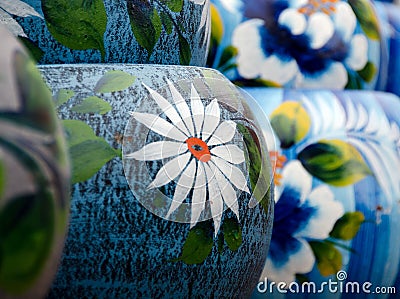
[261,160,344,284]
[126,81,250,236]
[232,0,368,88]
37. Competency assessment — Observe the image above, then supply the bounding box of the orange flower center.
[298,0,339,15]
[186,137,211,162]
[269,151,287,186]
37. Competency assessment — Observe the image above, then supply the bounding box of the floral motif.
[261,160,344,284]
[126,81,250,236]
[232,0,368,88]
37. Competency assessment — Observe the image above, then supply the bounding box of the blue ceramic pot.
[0,26,70,299]
[38,64,275,298]
[243,88,400,299]
[1,0,210,66]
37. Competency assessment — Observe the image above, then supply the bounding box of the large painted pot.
[1,0,210,65]
[38,64,275,298]
[243,88,400,299]
[208,0,388,90]
[0,27,70,298]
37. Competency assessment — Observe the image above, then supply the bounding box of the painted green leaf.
[330,211,365,241]
[12,50,57,134]
[219,46,238,69]
[62,120,118,184]
[357,61,377,83]
[71,96,111,115]
[223,217,242,251]
[41,0,107,58]
[178,33,192,65]
[348,0,380,40]
[0,159,5,198]
[94,70,136,93]
[0,191,54,293]
[309,241,342,277]
[164,0,184,12]
[174,221,213,265]
[270,101,311,149]
[237,124,272,214]
[346,71,363,89]
[159,11,173,34]
[127,1,162,57]
[17,36,44,62]
[298,139,372,186]
[53,89,75,108]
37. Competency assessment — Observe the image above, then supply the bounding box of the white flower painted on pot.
[232,0,368,88]
[126,80,250,236]
[260,160,344,284]
[0,0,43,37]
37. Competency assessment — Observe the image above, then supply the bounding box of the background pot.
[243,88,400,299]
[207,0,389,90]
[2,0,210,66]
[39,64,275,298]
[0,26,70,299]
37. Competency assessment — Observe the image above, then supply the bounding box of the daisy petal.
[207,120,237,146]
[166,159,197,218]
[212,156,250,193]
[263,238,315,285]
[190,84,205,138]
[191,163,207,227]
[130,112,188,141]
[143,83,190,136]
[211,144,245,164]
[280,160,312,204]
[148,153,191,188]
[333,2,357,42]
[297,62,347,88]
[167,79,195,136]
[202,99,220,141]
[345,34,368,71]
[278,9,307,35]
[260,54,298,85]
[210,163,240,219]
[125,141,187,160]
[205,164,224,236]
[306,12,334,49]
[297,185,344,239]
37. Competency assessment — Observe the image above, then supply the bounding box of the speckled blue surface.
[39,64,274,298]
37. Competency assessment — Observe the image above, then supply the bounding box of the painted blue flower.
[232,0,368,88]
[260,160,344,284]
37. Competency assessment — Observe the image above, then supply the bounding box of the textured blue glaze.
[39,65,274,298]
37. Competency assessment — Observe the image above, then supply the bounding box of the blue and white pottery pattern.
[208,0,385,89]
[245,88,400,298]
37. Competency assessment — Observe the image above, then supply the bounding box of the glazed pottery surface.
[39,64,275,298]
[208,0,387,90]
[2,0,210,66]
[0,26,70,299]
[244,88,400,299]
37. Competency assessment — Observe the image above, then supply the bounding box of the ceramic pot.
[242,88,400,299]
[0,26,70,299]
[38,64,275,298]
[208,0,387,90]
[1,0,210,65]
